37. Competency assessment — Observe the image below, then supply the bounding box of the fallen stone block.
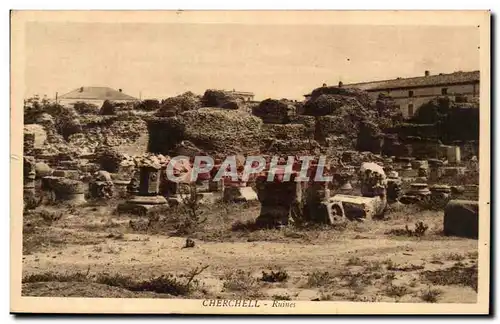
[442,167,466,177]
[42,176,86,205]
[331,194,385,220]
[316,199,346,224]
[398,169,418,178]
[52,169,80,180]
[117,195,168,216]
[463,185,479,201]
[35,162,53,179]
[223,186,258,203]
[443,199,479,239]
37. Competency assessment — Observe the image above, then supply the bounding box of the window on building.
[408,104,414,117]
[441,88,448,95]
[408,90,414,97]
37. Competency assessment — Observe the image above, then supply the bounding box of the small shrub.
[387,263,425,272]
[385,284,410,298]
[38,208,63,225]
[95,273,136,288]
[272,294,291,301]
[420,286,442,303]
[23,269,90,283]
[386,221,429,237]
[73,101,99,115]
[177,184,207,235]
[222,270,261,296]
[231,219,260,232]
[261,270,289,283]
[408,278,418,288]
[421,263,478,291]
[98,265,208,296]
[364,261,383,272]
[467,251,479,260]
[444,253,466,261]
[383,272,396,284]
[346,257,365,266]
[24,195,42,212]
[305,271,334,288]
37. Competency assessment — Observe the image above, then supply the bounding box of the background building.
[57,86,139,106]
[305,70,480,119]
[223,89,255,102]
[344,70,480,118]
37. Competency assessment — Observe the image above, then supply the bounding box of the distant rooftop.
[58,86,139,101]
[304,70,480,97]
[345,70,480,91]
[222,89,255,96]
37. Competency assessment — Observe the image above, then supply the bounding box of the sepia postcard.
[10,10,491,315]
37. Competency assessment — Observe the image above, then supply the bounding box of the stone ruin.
[22,86,481,239]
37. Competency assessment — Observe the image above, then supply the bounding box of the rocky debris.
[315,115,356,143]
[252,99,296,124]
[95,146,126,173]
[201,89,245,109]
[262,124,312,141]
[35,162,53,178]
[42,177,86,205]
[156,92,202,117]
[73,101,100,115]
[24,131,35,156]
[262,138,321,156]
[356,120,383,154]
[24,125,47,149]
[307,85,373,109]
[410,96,479,142]
[100,100,132,115]
[148,108,263,156]
[374,93,404,128]
[132,153,170,170]
[89,170,115,199]
[134,99,160,111]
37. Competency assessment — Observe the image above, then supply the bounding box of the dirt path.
[22,227,478,302]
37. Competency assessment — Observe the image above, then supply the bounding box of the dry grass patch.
[421,262,478,292]
[420,286,443,303]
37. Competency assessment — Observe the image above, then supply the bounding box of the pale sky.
[24,22,480,101]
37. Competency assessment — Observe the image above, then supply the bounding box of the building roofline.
[303,70,480,96]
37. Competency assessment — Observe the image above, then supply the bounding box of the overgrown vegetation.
[304,271,335,288]
[261,270,289,283]
[221,270,262,297]
[23,266,209,297]
[421,263,478,292]
[420,286,443,303]
[386,221,429,237]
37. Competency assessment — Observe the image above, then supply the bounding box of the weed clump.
[304,271,335,288]
[420,286,443,303]
[261,270,289,283]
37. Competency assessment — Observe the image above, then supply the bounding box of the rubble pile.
[156,92,202,117]
[252,99,296,124]
[133,99,160,112]
[95,146,126,173]
[356,120,383,154]
[73,101,100,115]
[147,108,263,156]
[307,86,373,108]
[131,153,170,169]
[410,96,479,142]
[99,100,134,115]
[201,89,246,109]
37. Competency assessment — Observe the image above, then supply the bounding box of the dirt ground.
[21,200,478,303]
